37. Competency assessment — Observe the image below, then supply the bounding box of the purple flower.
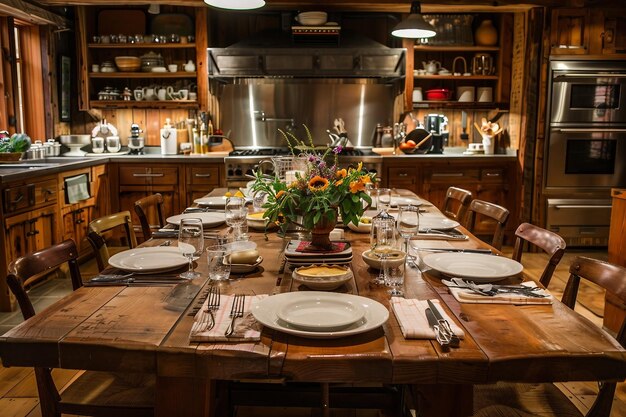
[319,161,326,169]
[333,145,343,154]
[308,155,316,162]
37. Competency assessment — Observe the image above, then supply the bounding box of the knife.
[416,248,493,254]
[425,308,451,349]
[427,300,461,348]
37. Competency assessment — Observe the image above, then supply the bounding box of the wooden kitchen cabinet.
[605,188,626,334]
[185,164,223,206]
[5,207,57,274]
[114,164,182,240]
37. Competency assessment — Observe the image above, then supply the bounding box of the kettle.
[472,53,494,75]
[422,60,441,75]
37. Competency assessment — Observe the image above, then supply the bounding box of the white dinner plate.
[252,291,389,339]
[276,295,365,331]
[194,196,227,207]
[108,247,188,273]
[390,196,423,207]
[422,252,524,282]
[166,212,225,228]
[417,215,460,230]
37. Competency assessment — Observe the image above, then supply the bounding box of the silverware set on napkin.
[225,294,246,337]
[444,278,548,298]
[424,300,460,349]
[204,286,221,332]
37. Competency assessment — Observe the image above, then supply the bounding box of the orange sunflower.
[349,179,366,194]
[308,176,329,192]
[335,168,347,179]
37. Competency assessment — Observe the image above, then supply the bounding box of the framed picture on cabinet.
[59,56,70,122]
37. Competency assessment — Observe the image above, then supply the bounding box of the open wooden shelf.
[412,101,509,109]
[413,75,498,80]
[413,45,500,52]
[90,100,199,109]
[89,72,197,79]
[88,43,196,49]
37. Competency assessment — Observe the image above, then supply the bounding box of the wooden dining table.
[1,189,625,417]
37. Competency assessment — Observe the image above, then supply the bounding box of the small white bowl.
[293,264,352,290]
[362,250,406,270]
[151,66,167,73]
[347,216,372,233]
[227,256,263,274]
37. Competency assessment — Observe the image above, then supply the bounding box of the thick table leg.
[409,384,473,417]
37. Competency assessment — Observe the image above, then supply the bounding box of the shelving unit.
[403,14,512,112]
[76,6,208,112]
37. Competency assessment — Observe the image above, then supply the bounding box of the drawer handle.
[43,188,55,195]
[133,173,165,177]
[195,173,212,178]
[11,193,24,205]
[26,229,39,236]
[484,172,501,177]
[554,205,612,209]
[432,173,464,177]
[75,218,84,224]
[398,173,409,177]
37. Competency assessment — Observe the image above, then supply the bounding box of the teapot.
[422,60,441,75]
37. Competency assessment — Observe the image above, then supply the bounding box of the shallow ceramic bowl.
[293,264,352,290]
[226,256,263,274]
[346,217,372,233]
[362,249,406,270]
[115,56,141,72]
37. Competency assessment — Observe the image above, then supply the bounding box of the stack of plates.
[284,240,353,266]
[252,292,389,339]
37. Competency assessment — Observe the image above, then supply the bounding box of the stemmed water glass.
[397,204,419,258]
[371,220,396,286]
[377,188,392,213]
[178,218,204,280]
[225,196,247,240]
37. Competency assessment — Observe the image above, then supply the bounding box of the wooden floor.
[0,248,624,417]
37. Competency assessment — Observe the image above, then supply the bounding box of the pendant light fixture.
[204,0,265,10]
[391,1,436,39]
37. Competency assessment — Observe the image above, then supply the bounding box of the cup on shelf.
[412,87,423,103]
[178,89,189,100]
[457,86,475,102]
[189,92,197,101]
[477,87,493,103]
[168,64,178,72]
[91,64,100,73]
[133,89,144,101]
[157,88,168,101]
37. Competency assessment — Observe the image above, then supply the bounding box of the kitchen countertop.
[0,147,517,184]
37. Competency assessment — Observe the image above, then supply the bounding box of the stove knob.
[227,165,234,176]
[234,166,243,176]
[245,168,254,176]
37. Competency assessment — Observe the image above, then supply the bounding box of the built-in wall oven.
[544,59,626,247]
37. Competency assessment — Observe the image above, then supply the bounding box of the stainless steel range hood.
[208,30,405,79]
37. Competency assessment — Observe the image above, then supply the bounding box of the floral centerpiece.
[251,127,376,250]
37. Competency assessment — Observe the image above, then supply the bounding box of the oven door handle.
[554,128,626,133]
[554,205,613,209]
[554,73,626,79]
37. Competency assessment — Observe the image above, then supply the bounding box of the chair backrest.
[561,256,626,417]
[512,222,566,287]
[442,186,473,225]
[465,199,510,250]
[87,211,138,272]
[134,193,165,242]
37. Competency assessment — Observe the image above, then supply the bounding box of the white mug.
[477,87,493,103]
[106,136,120,153]
[157,88,168,101]
[142,87,155,101]
[178,89,189,100]
[168,64,178,72]
[133,89,144,101]
[457,86,475,102]
[189,92,197,101]
[412,88,423,103]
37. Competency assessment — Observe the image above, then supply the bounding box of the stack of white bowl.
[295,11,328,26]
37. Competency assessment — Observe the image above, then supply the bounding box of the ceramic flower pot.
[307,211,337,251]
[475,20,498,46]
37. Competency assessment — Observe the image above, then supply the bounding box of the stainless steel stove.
[225,147,383,188]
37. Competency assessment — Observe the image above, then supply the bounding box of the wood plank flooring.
[0,248,624,417]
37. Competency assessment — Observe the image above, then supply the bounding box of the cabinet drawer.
[3,184,34,213]
[388,167,417,183]
[34,179,58,205]
[189,166,219,185]
[119,166,179,185]
[427,169,479,183]
[480,168,505,183]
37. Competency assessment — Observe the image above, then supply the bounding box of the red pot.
[425,88,451,101]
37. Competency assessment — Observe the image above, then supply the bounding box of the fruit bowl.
[115,56,141,72]
[399,128,431,154]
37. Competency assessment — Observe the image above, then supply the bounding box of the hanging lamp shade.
[391,1,436,39]
[204,0,265,10]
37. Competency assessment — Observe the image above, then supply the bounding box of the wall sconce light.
[204,0,265,10]
[391,1,436,39]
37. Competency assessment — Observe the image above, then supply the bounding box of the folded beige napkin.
[190,294,267,342]
[447,281,553,305]
[391,298,465,340]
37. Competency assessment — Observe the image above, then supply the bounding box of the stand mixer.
[425,114,449,154]
[128,123,145,155]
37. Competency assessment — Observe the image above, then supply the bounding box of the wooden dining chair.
[512,222,567,288]
[465,199,510,250]
[134,193,165,242]
[87,211,138,272]
[442,186,473,225]
[6,239,154,417]
[473,256,626,417]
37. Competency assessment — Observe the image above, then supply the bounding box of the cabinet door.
[5,207,57,267]
[386,166,419,194]
[423,168,479,211]
[551,9,590,55]
[186,165,221,206]
[61,206,93,253]
[602,15,626,54]
[118,188,179,239]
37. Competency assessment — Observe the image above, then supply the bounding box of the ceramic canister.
[457,86,475,102]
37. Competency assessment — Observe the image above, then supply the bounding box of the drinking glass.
[178,218,204,279]
[371,216,396,286]
[225,196,247,240]
[397,205,419,258]
[206,245,231,281]
[92,137,104,153]
[377,188,392,212]
[386,253,406,297]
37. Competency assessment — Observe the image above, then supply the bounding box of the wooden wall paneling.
[497,14,514,105]
[2,17,18,135]
[403,38,414,112]
[20,25,46,141]
[40,27,53,140]
[0,18,9,131]
[195,7,208,113]
[507,12,525,152]
[76,6,89,111]
[145,109,162,146]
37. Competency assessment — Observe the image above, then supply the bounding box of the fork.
[225,294,245,337]
[205,286,221,331]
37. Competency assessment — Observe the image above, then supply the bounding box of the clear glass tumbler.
[206,245,231,281]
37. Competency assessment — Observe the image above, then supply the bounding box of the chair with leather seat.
[465,199,510,250]
[473,256,626,417]
[442,186,473,226]
[134,193,165,242]
[512,222,566,288]
[87,211,138,272]
[6,239,154,417]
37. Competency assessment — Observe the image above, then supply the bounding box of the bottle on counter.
[199,122,207,154]
[192,127,200,154]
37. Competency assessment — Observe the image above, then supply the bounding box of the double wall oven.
[544,59,626,246]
